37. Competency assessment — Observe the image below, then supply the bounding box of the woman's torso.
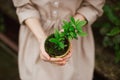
[31,0,83,34]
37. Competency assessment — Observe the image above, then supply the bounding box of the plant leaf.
[107,27,120,36]
[54,29,60,39]
[76,20,87,28]
[70,17,75,24]
[78,31,87,36]
[49,38,59,44]
[58,42,65,49]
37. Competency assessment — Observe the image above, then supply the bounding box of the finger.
[53,61,66,66]
[63,51,72,60]
[62,44,72,61]
[60,29,64,32]
[42,52,50,60]
[49,57,63,62]
[40,45,50,60]
[40,52,50,61]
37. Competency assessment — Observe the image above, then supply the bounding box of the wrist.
[37,34,47,43]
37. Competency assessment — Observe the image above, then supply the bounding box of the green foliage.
[49,17,87,50]
[49,29,66,50]
[93,2,120,62]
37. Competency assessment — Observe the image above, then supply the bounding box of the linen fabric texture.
[12,0,105,80]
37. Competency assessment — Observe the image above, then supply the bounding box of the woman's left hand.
[50,53,72,66]
[50,44,72,66]
[74,13,86,21]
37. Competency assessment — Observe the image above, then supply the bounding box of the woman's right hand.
[39,35,72,66]
[39,35,50,61]
[39,36,65,65]
[25,17,71,65]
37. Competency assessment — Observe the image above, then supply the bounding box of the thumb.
[40,49,50,60]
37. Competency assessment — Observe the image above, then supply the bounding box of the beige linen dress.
[12,0,105,80]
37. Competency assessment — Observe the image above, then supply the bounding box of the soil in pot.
[45,34,70,57]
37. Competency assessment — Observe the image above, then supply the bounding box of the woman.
[12,0,105,80]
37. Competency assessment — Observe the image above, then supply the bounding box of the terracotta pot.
[45,34,71,58]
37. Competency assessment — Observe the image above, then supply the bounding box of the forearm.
[24,18,46,43]
[77,0,105,25]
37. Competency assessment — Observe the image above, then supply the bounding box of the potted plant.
[45,17,87,58]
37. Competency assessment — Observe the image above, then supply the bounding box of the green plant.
[49,17,87,50]
[93,3,120,63]
[45,17,87,57]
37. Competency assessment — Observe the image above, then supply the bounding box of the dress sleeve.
[12,0,40,24]
[77,0,105,25]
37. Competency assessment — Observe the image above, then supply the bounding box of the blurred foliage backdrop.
[93,0,120,62]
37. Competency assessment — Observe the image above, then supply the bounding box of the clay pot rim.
[45,34,71,58]
[54,40,71,58]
